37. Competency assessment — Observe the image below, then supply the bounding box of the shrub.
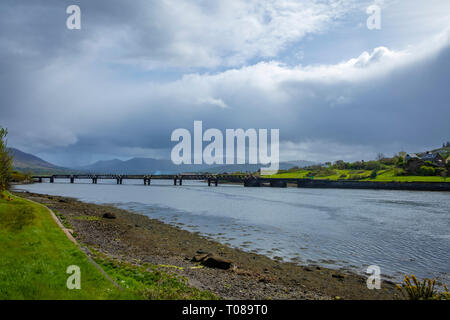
[0,127,12,192]
[396,275,450,300]
[418,166,435,176]
[394,168,405,176]
[395,157,405,168]
[370,170,377,179]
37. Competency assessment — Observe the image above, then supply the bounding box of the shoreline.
[25,178,450,192]
[12,190,399,300]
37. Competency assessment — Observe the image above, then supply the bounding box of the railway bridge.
[31,174,294,188]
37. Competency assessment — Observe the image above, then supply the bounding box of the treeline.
[0,127,33,189]
[299,154,449,178]
[0,127,12,192]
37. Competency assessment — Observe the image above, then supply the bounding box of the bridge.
[31,174,450,191]
[31,174,296,187]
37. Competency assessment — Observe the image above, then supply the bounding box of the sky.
[0,0,449,167]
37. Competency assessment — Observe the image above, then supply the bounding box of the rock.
[192,253,232,270]
[201,254,233,270]
[102,212,116,219]
[192,253,209,262]
[332,274,345,280]
[273,256,283,261]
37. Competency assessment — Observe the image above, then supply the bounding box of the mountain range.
[75,158,315,174]
[9,147,315,174]
[8,148,71,174]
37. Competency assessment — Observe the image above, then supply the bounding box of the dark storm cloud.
[0,0,449,165]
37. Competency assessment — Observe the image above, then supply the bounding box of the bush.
[370,170,377,179]
[396,275,450,300]
[395,157,405,168]
[418,166,435,176]
[0,127,12,192]
[394,168,406,176]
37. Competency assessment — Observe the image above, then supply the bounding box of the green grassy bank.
[270,168,449,183]
[0,191,216,300]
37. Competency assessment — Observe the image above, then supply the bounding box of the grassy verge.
[0,191,216,300]
[269,169,449,182]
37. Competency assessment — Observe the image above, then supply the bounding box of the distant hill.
[204,160,316,174]
[75,157,315,174]
[8,148,72,174]
[7,147,316,175]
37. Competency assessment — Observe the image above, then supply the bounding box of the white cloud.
[99,0,361,69]
[197,97,228,109]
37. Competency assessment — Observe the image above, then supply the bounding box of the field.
[270,168,449,182]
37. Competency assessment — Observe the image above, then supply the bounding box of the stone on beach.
[102,212,116,219]
[192,253,233,270]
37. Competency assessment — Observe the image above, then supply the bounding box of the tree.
[376,153,385,161]
[370,170,378,179]
[334,160,346,170]
[0,127,13,192]
[395,156,405,168]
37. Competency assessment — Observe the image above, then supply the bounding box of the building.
[404,153,419,162]
[421,152,444,166]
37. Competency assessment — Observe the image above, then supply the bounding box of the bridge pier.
[70,176,74,184]
[174,178,177,186]
[38,177,42,183]
[244,179,260,187]
[179,178,183,186]
[208,178,211,186]
[270,180,287,188]
[215,179,218,187]
[297,180,307,188]
[50,177,54,183]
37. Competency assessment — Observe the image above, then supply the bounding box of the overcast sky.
[1,0,449,166]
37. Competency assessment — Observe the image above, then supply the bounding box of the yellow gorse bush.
[396,274,450,300]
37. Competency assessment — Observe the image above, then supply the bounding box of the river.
[15,180,450,284]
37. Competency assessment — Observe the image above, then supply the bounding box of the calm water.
[15,181,450,284]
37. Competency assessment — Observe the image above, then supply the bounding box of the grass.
[0,191,126,299]
[0,191,216,300]
[91,250,217,300]
[269,169,449,182]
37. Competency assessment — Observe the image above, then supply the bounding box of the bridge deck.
[31,174,300,187]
